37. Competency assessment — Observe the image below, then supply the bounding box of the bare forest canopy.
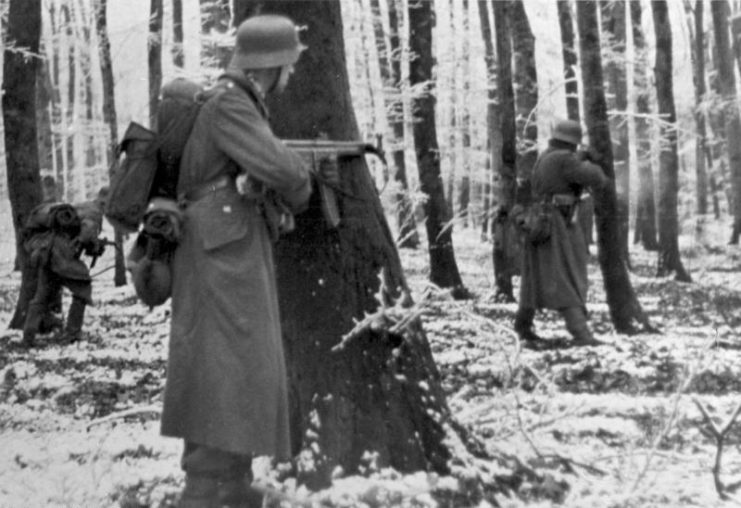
[0,0,737,262]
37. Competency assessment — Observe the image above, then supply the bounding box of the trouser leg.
[559,306,598,345]
[180,441,262,508]
[23,269,59,346]
[63,296,86,343]
[514,306,541,341]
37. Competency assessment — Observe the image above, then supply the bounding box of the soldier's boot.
[60,297,86,344]
[22,302,46,347]
[178,474,219,508]
[217,474,265,508]
[514,307,542,342]
[561,307,602,346]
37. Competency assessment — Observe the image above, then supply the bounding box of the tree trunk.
[388,0,419,248]
[407,0,468,297]
[200,0,232,68]
[3,0,43,269]
[651,1,691,282]
[712,0,741,244]
[458,0,472,228]
[172,0,184,68]
[231,0,456,489]
[557,0,579,121]
[576,0,653,334]
[511,0,538,180]
[148,0,163,129]
[492,0,518,301]
[94,0,127,287]
[631,0,659,251]
[600,0,630,264]
[445,0,458,219]
[477,0,497,240]
[36,40,54,176]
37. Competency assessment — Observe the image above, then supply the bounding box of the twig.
[691,397,741,501]
[86,403,161,430]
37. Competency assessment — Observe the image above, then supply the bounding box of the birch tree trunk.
[576,0,653,334]
[651,0,691,282]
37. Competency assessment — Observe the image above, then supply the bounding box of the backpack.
[514,201,554,245]
[105,78,206,233]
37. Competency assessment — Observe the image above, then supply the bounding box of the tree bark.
[232,0,456,488]
[651,1,691,282]
[631,0,659,250]
[200,0,232,68]
[458,0,472,228]
[148,0,163,129]
[511,0,538,180]
[94,0,127,287]
[712,0,741,244]
[172,0,184,68]
[576,0,653,334]
[557,0,579,121]
[407,0,468,297]
[477,0,497,239]
[3,0,43,269]
[492,0,518,301]
[600,0,630,264]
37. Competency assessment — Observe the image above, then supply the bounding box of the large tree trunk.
[651,1,691,282]
[370,0,419,248]
[511,0,537,180]
[712,0,741,244]
[232,0,455,489]
[631,0,659,251]
[492,0,518,302]
[3,0,43,269]
[148,0,163,129]
[576,0,653,334]
[557,0,579,121]
[600,0,630,264]
[94,0,127,287]
[458,0,472,228]
[408,0,468,297]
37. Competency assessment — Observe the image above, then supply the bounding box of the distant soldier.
[18,188,108,347]
[514,119,609,347]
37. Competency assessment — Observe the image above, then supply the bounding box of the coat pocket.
[194,197,249,251]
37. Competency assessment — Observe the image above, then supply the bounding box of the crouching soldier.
[20,189,108,347]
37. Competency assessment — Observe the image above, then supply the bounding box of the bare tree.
[94,0,127,287]
[3,0,43,268]
[511,0,538,180]
[172,0,184,68]
[711,0,741,244]
[490,0,518,302]
[651,0,691,282]
[477,0,498,239]
[600,0,630,263]
[557,0,579,121]
[631,0,659,250]
[231,0,458,488]
[148,0,163,128]
[576,0,653,333]
[200,0,232,68]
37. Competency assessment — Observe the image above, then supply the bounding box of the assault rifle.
[283,139,387,228]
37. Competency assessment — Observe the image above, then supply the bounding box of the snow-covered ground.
[0,218,739,507]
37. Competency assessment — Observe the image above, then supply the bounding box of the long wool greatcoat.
[160,72,311,459]
[519,145,607,311]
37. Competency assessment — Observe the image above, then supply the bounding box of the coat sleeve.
[211,89,311,213]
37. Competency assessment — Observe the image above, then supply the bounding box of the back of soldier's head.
[229,14,306,71]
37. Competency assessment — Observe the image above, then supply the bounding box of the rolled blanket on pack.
[49,203,81,235]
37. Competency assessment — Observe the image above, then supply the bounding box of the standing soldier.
[514,119,608,347]
[161,15,336,508]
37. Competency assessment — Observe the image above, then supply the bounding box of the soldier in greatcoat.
[161,15,336,508]
[514,119,609,347]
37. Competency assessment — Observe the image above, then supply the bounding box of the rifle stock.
[282,139,387,228]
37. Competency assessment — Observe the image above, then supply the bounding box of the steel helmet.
[229,15,307,70]
[551,119,582,145]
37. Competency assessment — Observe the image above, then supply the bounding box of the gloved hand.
[577,146,601,164]
[315,154,341,187]
[83,238,106,258]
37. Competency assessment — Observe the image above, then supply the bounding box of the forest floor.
[0,219,740,508]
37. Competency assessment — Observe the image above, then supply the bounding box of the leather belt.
[181,175,235,202]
